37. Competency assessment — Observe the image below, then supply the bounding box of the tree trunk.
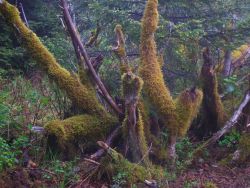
[196,48,225,138]
[122,72,149,164]
[194,90,250,152]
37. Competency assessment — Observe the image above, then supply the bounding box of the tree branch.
[61,0,123,116]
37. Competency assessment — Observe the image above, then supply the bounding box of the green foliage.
[111,171,128,188]
[176,137,194,170]
[223,75,241,96]
[219,129,240,148]
[0,137,16,171]
[183,180,198,188]
[0,135,29,172]
[42,157,80,187]
[99,58,121,97]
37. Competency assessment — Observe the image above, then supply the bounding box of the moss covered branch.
[0,0,110,118]
[97,141,164,185]
[139,0,203,162]
[198,48,225,137]
[45,115,117,150]
[139,0,178,136]
[122,72,148,164]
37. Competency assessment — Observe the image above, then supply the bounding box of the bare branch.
[61,0,123,116]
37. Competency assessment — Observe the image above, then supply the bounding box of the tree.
[0,0,249,185]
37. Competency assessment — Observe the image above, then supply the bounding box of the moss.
[232,44,249,61]
[99,146,164,184]
[219,133,250,166]
[140,0,178,135]
[175,88,203,137]
[122,72,143,100]
[113,24,130,75]
[199,49,225,136]
[45,115,117,149]
[137,100,151,143]
[219,154,233,166]
[121,72,149,163]
[78,67,95,92]
[204,181,218,188]
[238,133,250,163]
[136,110,150,162]
[114,24,126,58]
[86,25,101,47]
[0,1,108,117]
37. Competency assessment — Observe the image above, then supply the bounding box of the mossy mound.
[238,133,250,163]
[45,115,118,149]
[98,146,165,185]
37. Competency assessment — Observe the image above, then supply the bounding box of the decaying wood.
[61,0,122,116]
[196,90,250,151]
[196,48,225,138]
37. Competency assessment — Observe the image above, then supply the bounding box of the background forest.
[0,0,250,187]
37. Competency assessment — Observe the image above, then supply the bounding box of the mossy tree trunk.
[139,0,203,164]
[1,0,204,168]
[122,72,149,164]
[0,0,119,153]
[196,48,225,138]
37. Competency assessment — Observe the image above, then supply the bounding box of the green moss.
[137,100,151,141]
[122,72,143,99]
[140,0,178,135]
[204,181,218,188]
[114,24,130,75]
[175,88,203,137]
[0,1,108,117]
[121,72,149,163]
[238,133,250,163]
[45,115,117,149]
[99,147,164,184]
[114,24,126,58]
[200,49,225,130]
[86,25,101,47]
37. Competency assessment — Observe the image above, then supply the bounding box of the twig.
[19,3,29,27]
[83,158,100,165]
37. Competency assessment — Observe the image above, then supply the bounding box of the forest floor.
[169,163,250,188]
[1,145,249,188]
[1,161,249,188]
